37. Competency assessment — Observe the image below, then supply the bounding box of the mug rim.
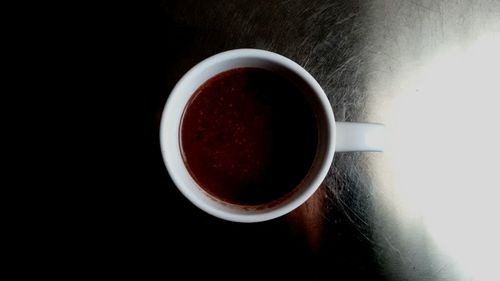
[159,48,335,222]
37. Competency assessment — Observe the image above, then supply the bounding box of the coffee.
[180,67,318,206]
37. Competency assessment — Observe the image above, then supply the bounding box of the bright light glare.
[387,34,500,280]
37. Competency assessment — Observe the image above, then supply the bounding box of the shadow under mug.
[160,49,383,223]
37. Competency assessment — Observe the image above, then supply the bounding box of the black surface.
[86,1,384,279]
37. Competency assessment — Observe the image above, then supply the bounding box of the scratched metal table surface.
[146,0,500,279]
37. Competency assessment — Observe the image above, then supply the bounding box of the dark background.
[85,1,383,279]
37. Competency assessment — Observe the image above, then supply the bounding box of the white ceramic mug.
[160,49,383,223]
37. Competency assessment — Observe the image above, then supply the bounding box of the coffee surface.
[181,67,318,205]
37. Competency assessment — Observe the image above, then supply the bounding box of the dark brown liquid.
[180,68,318,206]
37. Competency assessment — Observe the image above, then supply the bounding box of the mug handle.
[335,122,385,152]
